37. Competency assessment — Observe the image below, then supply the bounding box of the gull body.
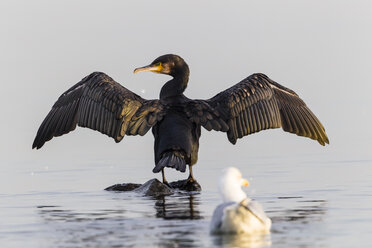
[210,167,271,234]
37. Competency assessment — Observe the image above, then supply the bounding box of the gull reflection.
[211,233,272,248]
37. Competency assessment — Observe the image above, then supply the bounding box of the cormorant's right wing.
[32,72,165,149]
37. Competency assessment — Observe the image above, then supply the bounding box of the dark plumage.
[33,54,329,185]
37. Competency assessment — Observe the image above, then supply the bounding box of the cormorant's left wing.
[185,73,329,145]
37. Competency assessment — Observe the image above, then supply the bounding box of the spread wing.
[185,73,329,145]
[32,72,165,149]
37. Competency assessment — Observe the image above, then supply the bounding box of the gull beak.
[241,178,250,187]
[134,63,163,74]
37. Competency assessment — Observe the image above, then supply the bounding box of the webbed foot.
[169,178,201,191]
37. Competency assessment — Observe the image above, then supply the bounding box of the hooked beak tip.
[133,64,163,74]
[133,68,143,74]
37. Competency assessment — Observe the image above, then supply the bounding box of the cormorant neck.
[160,69,189,100]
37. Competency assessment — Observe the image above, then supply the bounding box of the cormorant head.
[134,54,189,78]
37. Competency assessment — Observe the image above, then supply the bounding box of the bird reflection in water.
[153,193,202,220]
[35,195,327,247]
[35,193,204,248]
[211,233,272,248]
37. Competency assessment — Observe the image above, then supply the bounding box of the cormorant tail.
[153,151,186,173]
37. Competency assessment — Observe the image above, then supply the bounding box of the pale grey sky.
[1,0,371,166]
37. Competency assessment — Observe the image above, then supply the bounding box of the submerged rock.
[105,179,173,196]
[105,178,201,195]
[134,179,173,196]
[105,183,141,191]
[170,179,202,191]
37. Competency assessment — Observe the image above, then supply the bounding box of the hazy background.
[0,0,371,189]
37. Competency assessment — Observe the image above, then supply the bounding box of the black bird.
[32,54,329,186]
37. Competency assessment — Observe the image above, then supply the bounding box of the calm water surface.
[1,155,371,248]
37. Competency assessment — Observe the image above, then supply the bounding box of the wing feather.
[186,73,328,145]
[32,72,165,149]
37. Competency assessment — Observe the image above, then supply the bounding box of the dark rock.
[170,179,202,191]
[105,183,141,191]
[134,179,173,196]
[105,178,202,195]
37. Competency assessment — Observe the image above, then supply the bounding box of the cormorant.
[32,54,329,186]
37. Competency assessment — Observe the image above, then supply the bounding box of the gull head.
[219,167,250,203]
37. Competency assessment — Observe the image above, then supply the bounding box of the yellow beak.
[133,63,163,74]
[241,178,250,187]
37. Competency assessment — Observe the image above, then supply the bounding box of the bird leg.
[178,165,200,191]
[162,169,171,187]
[187,165,195,183]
